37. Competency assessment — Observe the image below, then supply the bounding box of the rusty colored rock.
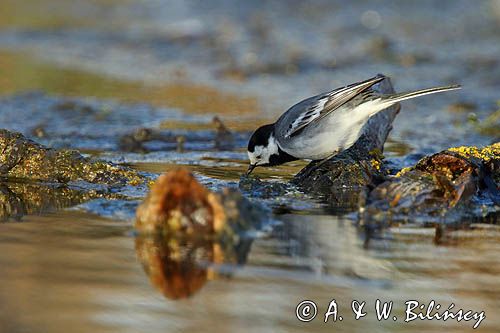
[135,168,224,234]
[364,143,500,222]
[135,168,266,236]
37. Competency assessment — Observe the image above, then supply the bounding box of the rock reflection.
[135,234,252,300]
[0,181,105,221]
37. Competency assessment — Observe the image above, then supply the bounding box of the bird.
[246,74,460,175]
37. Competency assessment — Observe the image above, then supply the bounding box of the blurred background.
[0,1,499,333]
[1,0,499,149]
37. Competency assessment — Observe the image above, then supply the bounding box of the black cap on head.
[248,124,274,152]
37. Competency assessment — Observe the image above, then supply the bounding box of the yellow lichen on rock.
[395,166,413,177]
[370,158,382,171]
[448,143,500,162]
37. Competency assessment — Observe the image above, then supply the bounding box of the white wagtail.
[246,74,460,175]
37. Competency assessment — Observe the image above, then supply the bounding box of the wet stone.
[118,116,237,153]
[364,143,500,223]
[136,168,268,238]
[475,108,500,138]
[0,129,146,186]
[118,128,175,153]
[238,175,290,199]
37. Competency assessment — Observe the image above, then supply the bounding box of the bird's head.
[246,124,279,175]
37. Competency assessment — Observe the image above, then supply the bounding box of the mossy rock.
[0,129,145,186]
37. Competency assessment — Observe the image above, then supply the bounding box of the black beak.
[246,164,256,175]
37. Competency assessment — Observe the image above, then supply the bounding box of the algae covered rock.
[0,129,145,185]
[292,143,385,193]
[364,143,500,222]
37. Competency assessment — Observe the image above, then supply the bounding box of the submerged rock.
[135,168,267,237]
[364,143,500,222]
[118,127,175,153]
[291,75,399,195]
[239,175,289,199]
[118,116,236,153]
[0,129,145,186]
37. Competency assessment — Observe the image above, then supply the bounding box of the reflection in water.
[0,210,498,332]
[0,181,106,221]
[135,234,252,300]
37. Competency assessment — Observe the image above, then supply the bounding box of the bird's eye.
[256,155,262,159]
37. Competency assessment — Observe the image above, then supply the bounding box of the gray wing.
[280,75,386,139]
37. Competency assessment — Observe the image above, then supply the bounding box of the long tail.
[383,84,461,104]
[364,84,461,116]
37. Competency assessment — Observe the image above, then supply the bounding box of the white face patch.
[248,135,279,166]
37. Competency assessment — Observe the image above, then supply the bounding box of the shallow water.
[0,1,499,332]
[1,212,499,333]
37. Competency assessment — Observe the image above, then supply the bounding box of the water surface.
[0,1,499,332]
